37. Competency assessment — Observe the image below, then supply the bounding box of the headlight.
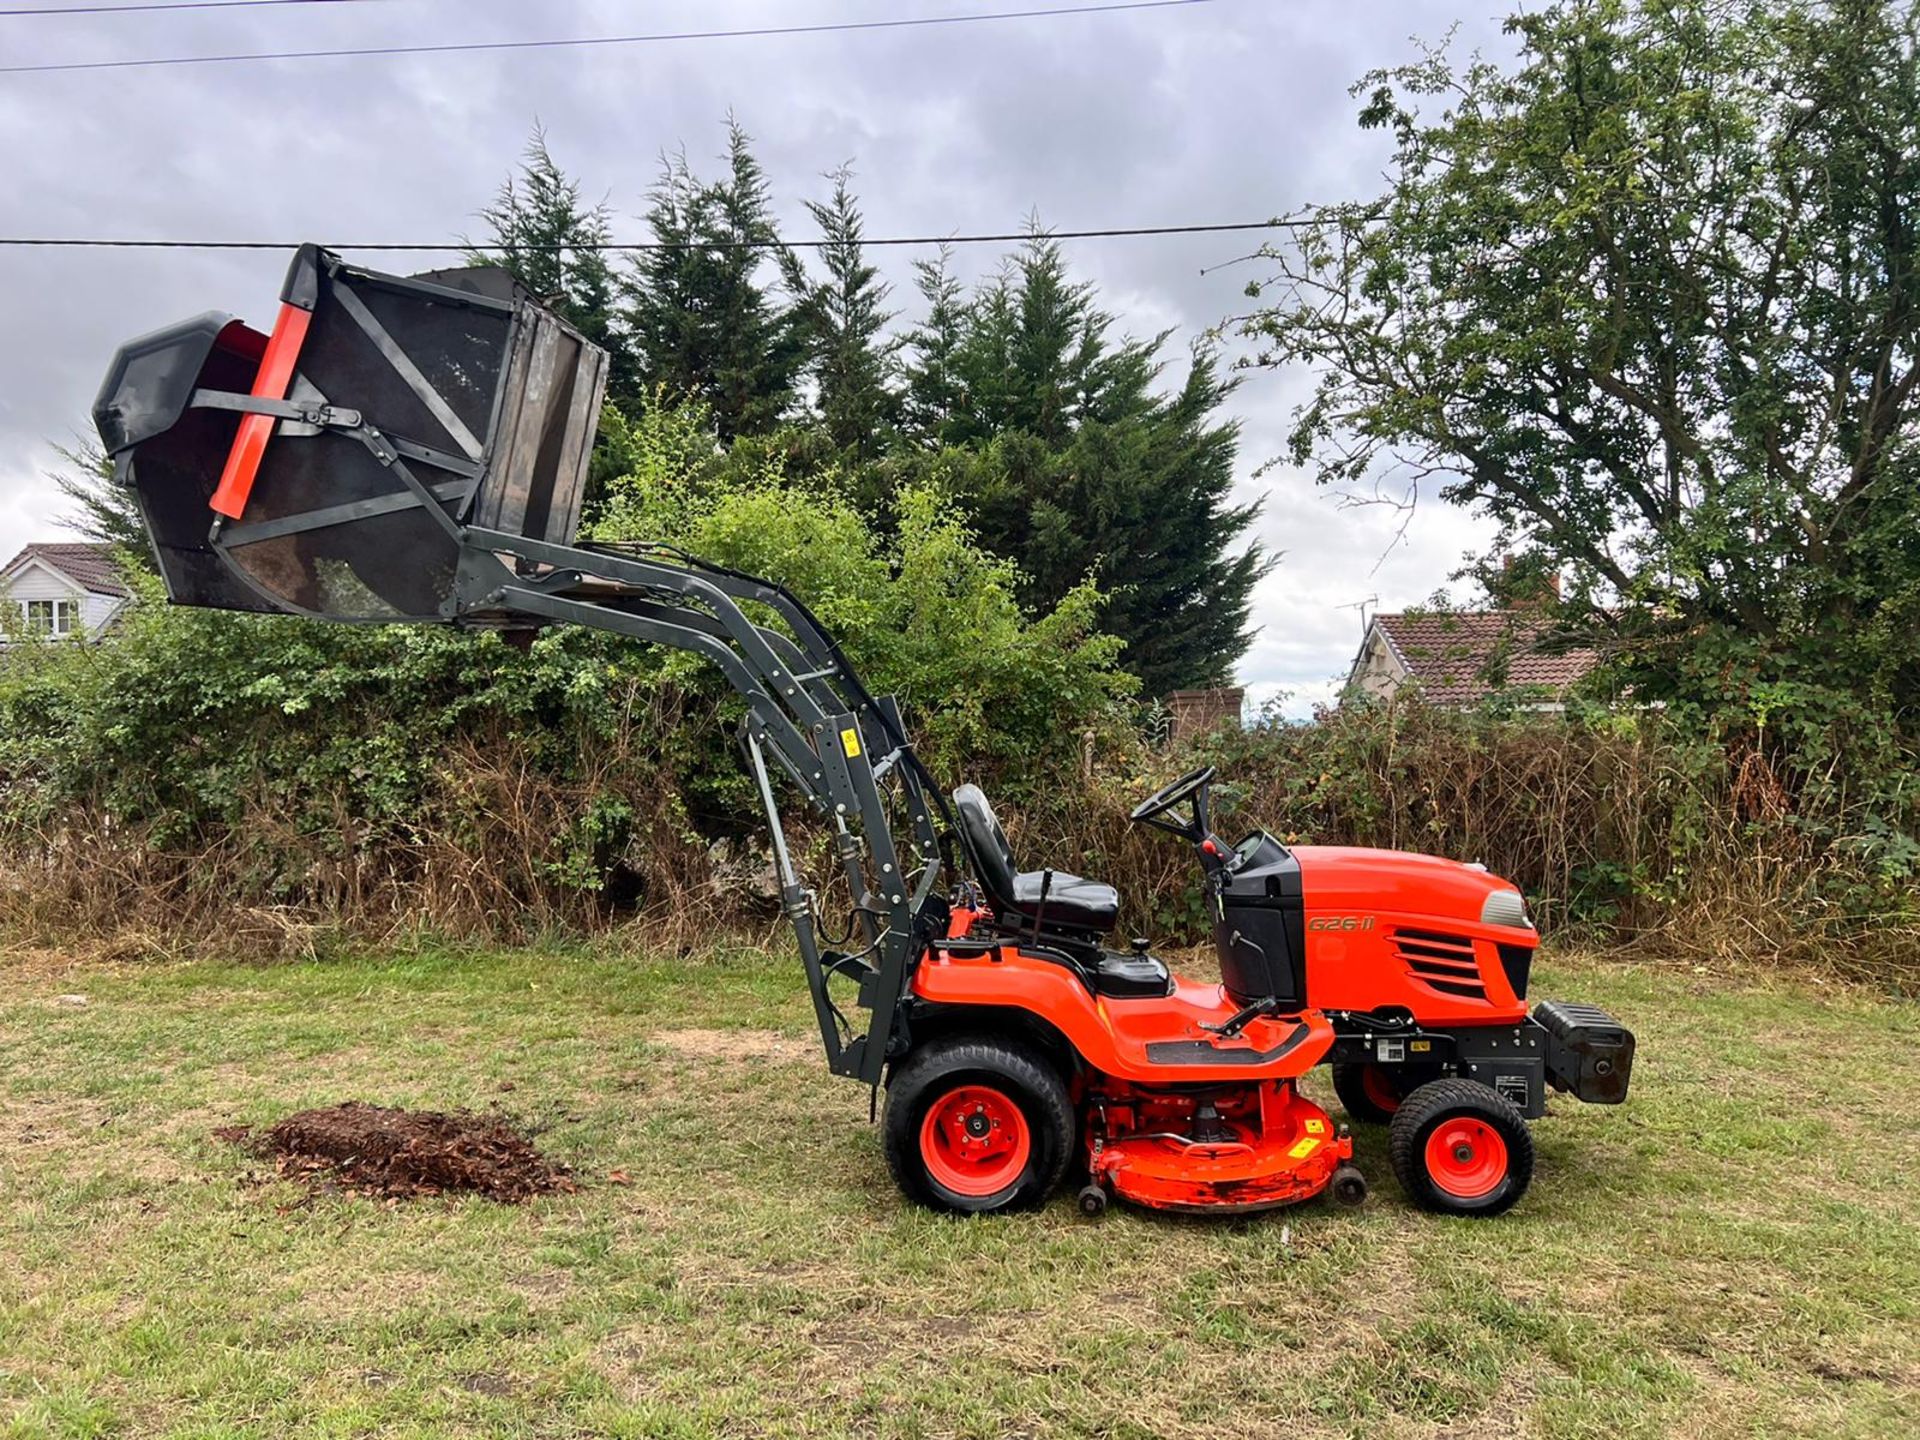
[1480,888,1532,929]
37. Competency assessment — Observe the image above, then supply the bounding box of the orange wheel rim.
[1361,1066,1401,1114]
[919,1084,1031,1197]
[1424,1118,1508,1199]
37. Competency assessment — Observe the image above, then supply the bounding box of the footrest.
[1534,999,1634,1104]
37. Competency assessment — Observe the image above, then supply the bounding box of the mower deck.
[1089,1079,1354,1214]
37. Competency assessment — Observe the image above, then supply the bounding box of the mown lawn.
[0,940,1915,1439]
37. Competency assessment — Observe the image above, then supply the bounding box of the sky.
[0,0,1513,716]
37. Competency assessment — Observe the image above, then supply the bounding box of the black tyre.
[1331,1061,1442,1124]
[1388,1078,1534,1217]
[1329,1164,1369,1208]
[1331,1062,1406,1124]
[883,1036,1074,1215]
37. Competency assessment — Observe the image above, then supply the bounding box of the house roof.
[1363,609,1597,706]
[2,542,132,598]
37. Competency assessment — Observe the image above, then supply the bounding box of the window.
[24,599,80,637]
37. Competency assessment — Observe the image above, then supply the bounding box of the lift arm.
[457,530,954,1086]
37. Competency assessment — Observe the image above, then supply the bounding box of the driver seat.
[951,784,1120,936]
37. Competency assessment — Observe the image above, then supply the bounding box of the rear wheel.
[884,1036,1074,1214]
[1388,1078,1534,1216]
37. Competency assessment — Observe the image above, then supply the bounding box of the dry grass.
[0,940,1916,1438]
[5,699,1915,989]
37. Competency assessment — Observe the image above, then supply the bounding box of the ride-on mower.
[94,246,1635,1218]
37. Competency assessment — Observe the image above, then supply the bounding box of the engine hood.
[1290,845,1526,929]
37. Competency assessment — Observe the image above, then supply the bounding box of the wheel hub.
[919,1084,1032,1197]
[1424,1117,1509,1199]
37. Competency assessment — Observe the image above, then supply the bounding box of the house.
[1346,608,1597,708]
[0,543,133,642]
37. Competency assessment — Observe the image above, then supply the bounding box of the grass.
[0,940,1916,1439]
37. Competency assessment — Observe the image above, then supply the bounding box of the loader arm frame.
[452,529,952,1086]
[207,425,949,1085]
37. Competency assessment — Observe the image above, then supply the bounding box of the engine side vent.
[1390,927,1488,1001]
[1497,942,1534,1000]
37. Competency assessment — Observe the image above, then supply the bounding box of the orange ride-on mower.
[94,244,1635,1220]
[900,769,1633,1217]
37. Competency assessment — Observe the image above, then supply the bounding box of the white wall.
[0,560,127,639]
[1347,626,1409,702]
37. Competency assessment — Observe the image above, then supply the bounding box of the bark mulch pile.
[215,1101,577,1203]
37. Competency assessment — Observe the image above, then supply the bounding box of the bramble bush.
[6,605,1918,987]
[0,403,1133,951]
[8,564,1917,989]
[3,398,1913,988]
[588,395,1133,789]
[999,697,1918,989]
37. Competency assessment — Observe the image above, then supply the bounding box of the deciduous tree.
[1241,0,1920,815]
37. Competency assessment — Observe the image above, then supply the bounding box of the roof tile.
[1371,609,1596,705]
[2,542,133,598]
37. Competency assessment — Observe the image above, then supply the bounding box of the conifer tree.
[788,168,901,459]
[623,119,801,440]
[52,442,150,563]
[472,124,624,388]
[905,235,1264,693]
[901,245,968,441]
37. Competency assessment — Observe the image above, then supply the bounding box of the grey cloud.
[0,0,1512,712]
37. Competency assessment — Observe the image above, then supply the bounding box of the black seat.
[952,784,1120,935]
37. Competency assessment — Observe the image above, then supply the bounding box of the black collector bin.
[93,244,609,625]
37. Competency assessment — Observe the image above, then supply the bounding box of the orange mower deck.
[1088,1079,1353,1214]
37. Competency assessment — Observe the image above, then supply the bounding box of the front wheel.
[1332,1062,1408,1124]
[1388,1078,1535,1216]
[883,1036,1074,1214]
[1331,1061,1442,1124]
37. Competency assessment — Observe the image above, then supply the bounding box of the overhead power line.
[0,0,391,16]
[0,218,1320,252]
[0,0,1220,73]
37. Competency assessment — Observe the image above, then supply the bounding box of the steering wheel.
[1129,765,1216,824]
